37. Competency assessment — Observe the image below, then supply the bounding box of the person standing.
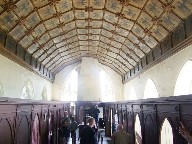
[111,124,132,144]
[70,117,78,144]
[80,117,98,144]
[92,105,100,126]
[61,111,70,144]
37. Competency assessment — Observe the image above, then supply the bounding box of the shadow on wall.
[21,79,35,99]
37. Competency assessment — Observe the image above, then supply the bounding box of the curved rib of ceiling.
[0,0,191,75]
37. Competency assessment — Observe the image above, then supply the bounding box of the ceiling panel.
[0,0,191,75]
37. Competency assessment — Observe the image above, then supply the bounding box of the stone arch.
[174,60,192,96]
[143,78,158,99]
[21,79,35,99]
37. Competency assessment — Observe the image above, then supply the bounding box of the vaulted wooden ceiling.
[0,0,192,76]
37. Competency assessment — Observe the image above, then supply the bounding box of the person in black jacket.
[70,117,78,144]
[60,111,70,144]
[92,105,100,125]
[80,117,98,144]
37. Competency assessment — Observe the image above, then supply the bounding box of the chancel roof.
[0,0,191,76]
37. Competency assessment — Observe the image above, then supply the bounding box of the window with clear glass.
[129,87,137,100]
[174,60,192,96]
[160,118,173,144]
[143,78,158,99]
[100,70,115,102]
[62,69,78,101]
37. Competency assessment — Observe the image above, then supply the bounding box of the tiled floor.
[68,128,111,144]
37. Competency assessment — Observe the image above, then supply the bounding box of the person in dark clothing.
[92,105,100,125]
[60,111,70,144]
[80,117,98,144]
[69,117,78,144]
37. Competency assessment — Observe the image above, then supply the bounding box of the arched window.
[174,60,192,96]
[62,69,78,101]
[143,78,158,99]
[100,70,115,102]
[129,87,137,100]
[160,118,173,144]
[21,80,34,99]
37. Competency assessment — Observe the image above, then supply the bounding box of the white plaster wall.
[100,64,124,101]
[124,44,192,100]
[52,63,79,100]
[0,54,52,100]
[78,58,102,101]
[53,57,124,101]
[0,81,4,97]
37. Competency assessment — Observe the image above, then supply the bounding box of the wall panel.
[105,95,192,144]
[0,98,70,144]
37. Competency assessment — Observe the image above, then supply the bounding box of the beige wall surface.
[3,44,191,101]
[52,63,79,100]
[78,58,102,101]
[53,57,123,101]
[0,54,52,100]
[100,64,124,101]
[124,44,192,100]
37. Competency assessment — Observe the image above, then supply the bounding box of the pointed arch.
[174,60,192,96]
[100,69,115,102]
[62,69,78,101]
[160,118,173,144]
[135,114,142,144]
[21,80,35,99]
[129,87,137,100]
[143,78,158,99]
[16,116,29,143]
[32,115,40,144]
